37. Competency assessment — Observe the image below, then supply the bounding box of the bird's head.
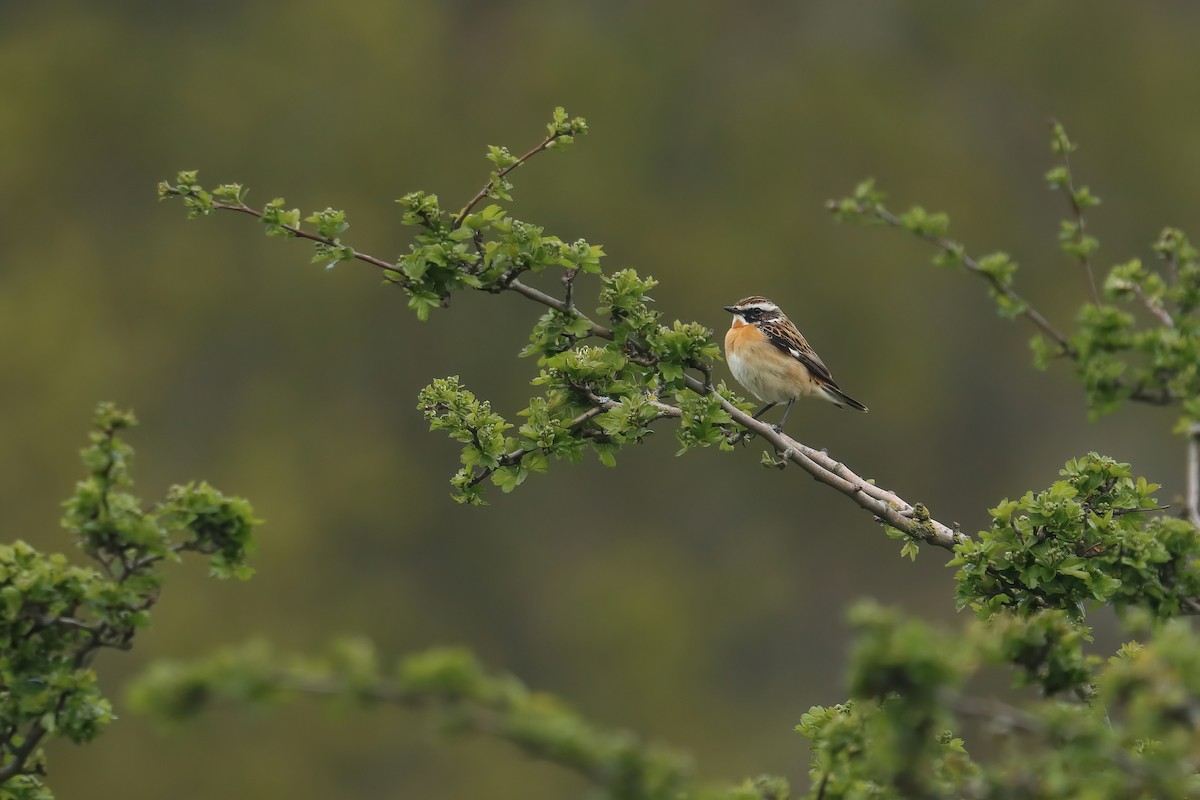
[723,297,782,326]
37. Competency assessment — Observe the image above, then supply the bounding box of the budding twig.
[1188,424,1200,529]
[868,205,1076,358]
[453,134,558,228]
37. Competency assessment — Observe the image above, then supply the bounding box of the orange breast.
[725,322,817,403]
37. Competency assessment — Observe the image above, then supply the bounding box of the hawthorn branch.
[1049,121,1101,305]
[170,174,964,551]
[167,205,963,548]
[468,394,680,489]
[167,196,408,281]
[866,204,1075,357]
[1188,424,1200,529]
[1132,283,1175,329]
[453,133,560,228]
[681,373,966,549]
[840,201,1184,409]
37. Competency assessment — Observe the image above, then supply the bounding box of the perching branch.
[165,181,965,554]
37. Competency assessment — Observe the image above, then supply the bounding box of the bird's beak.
[722,306,738,314]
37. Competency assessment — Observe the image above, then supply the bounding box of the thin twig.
[1131,283,1175,328]
[453,134,559,228]
[1188,424,1200,528]
[870,206,1077,358]
[562,267,580,315]
[815,771,830,800]
[184,202,964,548]
[953,695,1044,735]
[856,203,1184,409]
[209,200,406,278]
[1051,121,1101,304]
[469,394,680,489]
[467,406,609,488]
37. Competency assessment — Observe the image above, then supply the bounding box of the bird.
[723,296,867,432]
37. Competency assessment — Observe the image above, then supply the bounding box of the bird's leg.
[752,402,777,421]
[728,402,777,446]
[771,400,795,434]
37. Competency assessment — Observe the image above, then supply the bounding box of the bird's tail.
[820,384,869,412]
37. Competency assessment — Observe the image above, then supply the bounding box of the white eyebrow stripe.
[741,302,779,313]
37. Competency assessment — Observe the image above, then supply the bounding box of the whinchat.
[723,296,867,431]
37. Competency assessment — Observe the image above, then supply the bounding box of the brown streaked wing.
[760,318,839,387]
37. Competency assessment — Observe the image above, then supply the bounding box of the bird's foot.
[727,430,756,446]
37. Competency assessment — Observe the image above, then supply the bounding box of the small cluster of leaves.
[157,171,247,219]
[391,187,608,322]
[1046,121,1101,266]
[1076,226,1200,424]
[129,638,797,800]
[829,179,1030,319]
[798,601,1200,799]
[420,257,736,499]
[0,405,258,799]
[952,453,1199,621]
[479,107,587,204]
[829,123,1200,430]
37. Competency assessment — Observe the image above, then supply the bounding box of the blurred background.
[2,1,1199,796]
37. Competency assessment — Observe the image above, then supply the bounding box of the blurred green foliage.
[6,2,1200,799]
[0,406,256,798]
